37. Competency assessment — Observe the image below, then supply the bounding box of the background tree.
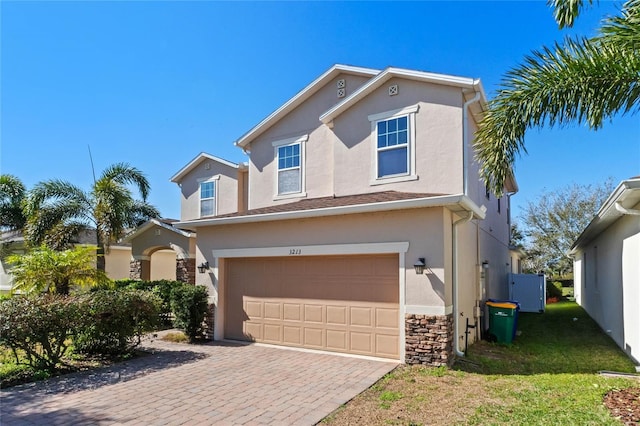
[7,245,109,295]
[0,174,27,232]
[24,163,160,269]
[475,0,640,195]
[517,179,614,276]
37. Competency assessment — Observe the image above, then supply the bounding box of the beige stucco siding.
[332,79,464,197]
[104,248,132,280]
[248,74,371,210]
[248,78,468,211]
[150,250,177,281]
[461,223,481,346]
[179,160,239,221]
[195,208,448,310]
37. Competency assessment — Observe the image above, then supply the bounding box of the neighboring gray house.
[571,177,640,363]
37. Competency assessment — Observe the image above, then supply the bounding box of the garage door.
[224,254,399,359]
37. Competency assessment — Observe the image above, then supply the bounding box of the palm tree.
[7,245,109,295]
[475,0,640,196]
[0,174,27,232]
[24,163,160,270]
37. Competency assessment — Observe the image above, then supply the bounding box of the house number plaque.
[289,248,302,255]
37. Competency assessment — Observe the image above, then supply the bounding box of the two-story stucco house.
[170,64,517,366]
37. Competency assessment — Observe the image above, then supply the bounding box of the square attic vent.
[337,88,346,98]
[336,79,345,88]
[388,85,398,96]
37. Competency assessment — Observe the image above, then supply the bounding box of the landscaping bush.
[0,295,81,371]
[547,281,564,300]
[74,290,162,356]
[112,279,183,325]
[171,284,209,342]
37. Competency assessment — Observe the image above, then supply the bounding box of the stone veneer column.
[129,258,150,280]
[405,314,454,366]
[130,259,142,280]
[176,258,196,284]
[205,304,215,340]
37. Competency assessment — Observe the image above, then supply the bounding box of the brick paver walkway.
[1,337,397,425]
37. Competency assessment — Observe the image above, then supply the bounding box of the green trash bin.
[486,301,518,343]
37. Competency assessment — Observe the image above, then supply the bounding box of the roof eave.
[121,219,194,243]
[175,194,485,228]
[170,153,239,183]
[320,67,485,124]
[570,178,640,253]
[235,64,380,149]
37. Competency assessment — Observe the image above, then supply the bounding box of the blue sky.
[2,1,638,221]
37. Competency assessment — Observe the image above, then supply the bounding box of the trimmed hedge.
[0,290,162,370]
[112,279,184,325]
[171,285,209,342]
[0,295,80,371]
[74,290,162,356]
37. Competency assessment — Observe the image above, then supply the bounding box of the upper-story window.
[377,116,408,177]
[278,143,300,194]
[368,105,419,185]
[272,134,308,199]
[199,176,219,217]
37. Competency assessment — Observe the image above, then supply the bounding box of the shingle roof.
[205,191,444,220]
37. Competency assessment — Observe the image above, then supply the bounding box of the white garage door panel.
[225,255,399,359]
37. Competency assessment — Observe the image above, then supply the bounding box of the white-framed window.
[369,105,419,185]
[199,176,219,217]
[272,134,308,199]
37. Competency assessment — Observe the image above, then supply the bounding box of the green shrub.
[0,295,80,371]
[547,281,564,299]
[74,290,162,356]
[171,284,209,342]
[112,279,183,325]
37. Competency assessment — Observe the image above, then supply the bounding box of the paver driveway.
[1,337,397,425]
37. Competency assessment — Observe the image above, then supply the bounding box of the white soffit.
[234,64,380,149]
[570,178,640,253]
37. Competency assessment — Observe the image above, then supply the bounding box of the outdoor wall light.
[197,261,210,274]
[482,261,490,269]
[413,258,426,275]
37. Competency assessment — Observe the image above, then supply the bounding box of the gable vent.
[204,163,211,170]
[337,88,346,98]
[388,85,398,96]
[336,79,345,89]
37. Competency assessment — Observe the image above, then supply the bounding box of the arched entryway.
[122,219,196,284]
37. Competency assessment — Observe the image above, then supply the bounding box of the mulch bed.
[604,387,640,424]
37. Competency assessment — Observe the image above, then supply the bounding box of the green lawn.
[323,302,638,425]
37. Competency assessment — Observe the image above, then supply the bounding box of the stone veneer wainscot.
[405,314,453,366]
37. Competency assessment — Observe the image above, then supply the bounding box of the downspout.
[453,211,474,357]
[454,84,481,357]
[462,86,481,196]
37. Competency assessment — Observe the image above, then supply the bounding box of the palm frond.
[0,174,27,231]
[99,162,151,201]
[599,0,640,51]
[548,0,595,29]
[475,36,640,195]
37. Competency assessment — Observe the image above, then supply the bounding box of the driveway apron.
[1,338,396,425]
